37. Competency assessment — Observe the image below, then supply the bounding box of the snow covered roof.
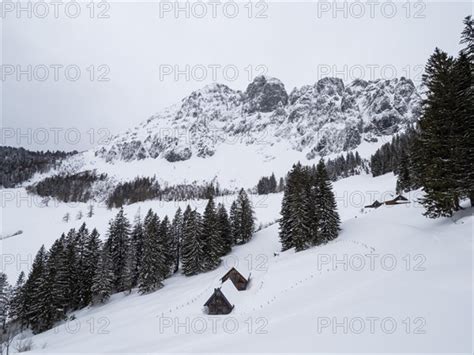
[219,279,244,306]
[220,267,249,282]
[394,195,409,201]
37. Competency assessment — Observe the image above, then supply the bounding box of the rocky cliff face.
[95,76,420,162]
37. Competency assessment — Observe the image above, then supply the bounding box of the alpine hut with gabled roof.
[203,280,241,315]
[385,195,409,205]
[364,200,383,209]
[203,288,234,315]
[220,267,250,291]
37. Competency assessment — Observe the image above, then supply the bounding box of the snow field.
[2,173,471,353]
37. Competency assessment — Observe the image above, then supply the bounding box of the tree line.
[256,173,284,195]
[106,177,229,208]
[27,173,233,208]
[26,171,108,203]
[0,189,255,335]
[325,151,369,181]
[279,160,340,252]
[256,151,368,196]
[0,147,75,188]
[369,128,415,179]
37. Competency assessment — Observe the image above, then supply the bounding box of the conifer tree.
[232,189,255,244]
[269,173,277,193]
[239,189,255,243]
[201,197,222,271]
[91,243,114,304]
[314,160,340,243]
[62,229,80,310]
[34,239,67,332]
[75,223,90,307]
[306,165,320,246]
[449,52,473,208]
[159,216,173,276]
[46,238,68,320]
[138,210,166,293]
[414,48,459,217]
[107,208,133,292]
[279,167,295,251]
[23,245,47,329]
[229,201,240,245]
[8,271,25,325]
[396,152,412,193]
[181,206,203,276]
[279,163,311,251]
[216,203,232,256]
[456,16,474,206]
[0,273,10,331]
[82,228,102,305]
[461,15,474,62]
[130,213,144,287]
[291,164,312,251]
[170,207,183,274]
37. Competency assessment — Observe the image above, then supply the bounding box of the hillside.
[3,173,471,353]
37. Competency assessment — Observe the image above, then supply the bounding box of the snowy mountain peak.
[244,75,289,113]
[95,76,421,163]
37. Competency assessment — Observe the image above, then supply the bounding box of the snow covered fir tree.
[279,160,340,252]
[368,16,474,217]
[410,18,474,217]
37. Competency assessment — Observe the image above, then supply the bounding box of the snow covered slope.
[3,173,471,353]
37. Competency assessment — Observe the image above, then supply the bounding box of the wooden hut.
[220,267,250,291]
[204,279,243,315]
[394,195,408,202]
[385,195,409,205]
[364,200,383,209]
[203,287,234,315]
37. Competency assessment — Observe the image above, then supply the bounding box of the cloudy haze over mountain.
[2,1,470,151]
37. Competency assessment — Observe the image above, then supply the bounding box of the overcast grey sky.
[1,1,471,151]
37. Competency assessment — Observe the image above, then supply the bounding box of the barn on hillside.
[203,288,234,315]
[203,280,241,315]
[221,267,250,291]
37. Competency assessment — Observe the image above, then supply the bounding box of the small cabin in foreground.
[203,288,234,315]
[220,267,250,291]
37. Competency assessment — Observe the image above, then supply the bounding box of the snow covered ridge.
[95,76,421,163]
